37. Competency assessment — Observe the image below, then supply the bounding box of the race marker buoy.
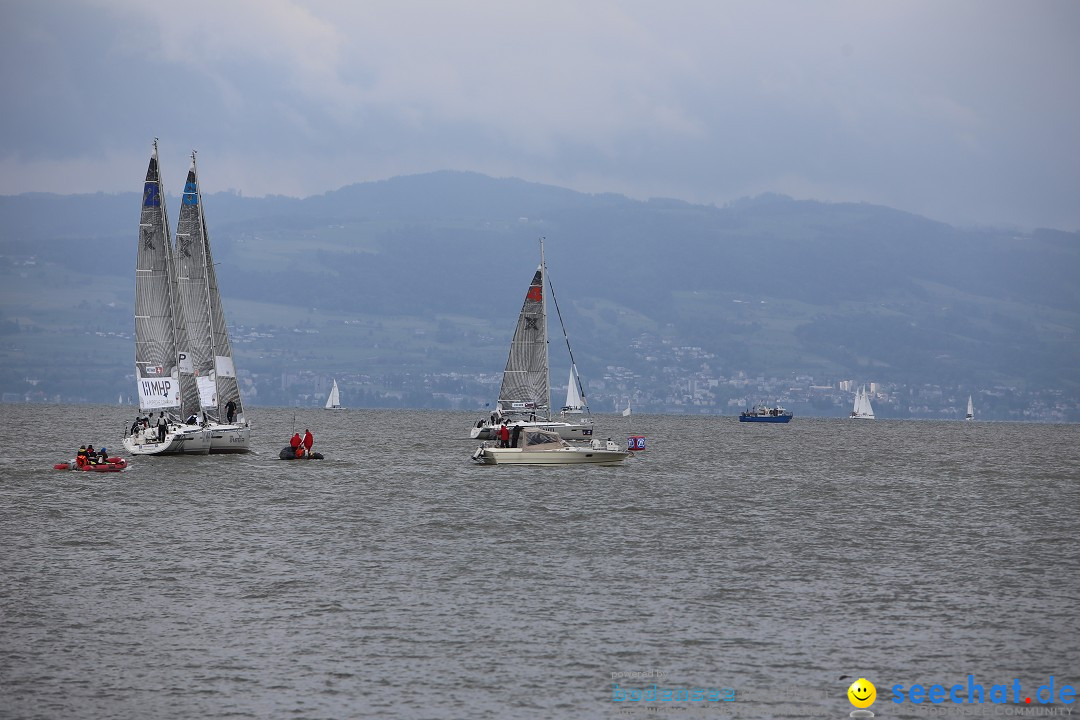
[627,435,646,451]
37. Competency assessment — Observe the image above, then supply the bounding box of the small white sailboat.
[965,395,974,421]
[622,399,631,417]
[850,385,875,419]
[472,427,628,465]
[560,366,586,414]
[325,379,345,410]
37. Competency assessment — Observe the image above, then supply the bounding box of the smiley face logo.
[848,678,876,708]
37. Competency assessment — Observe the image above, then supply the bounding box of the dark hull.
[739,414,792,423]
[279,447,325,460]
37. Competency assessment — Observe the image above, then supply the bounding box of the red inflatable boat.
[54,457,128,472]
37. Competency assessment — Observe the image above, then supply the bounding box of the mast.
[192,151,219,418]
[540,237,551,420]
[158,140,182,419]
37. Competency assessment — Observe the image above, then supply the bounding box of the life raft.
[279,447,324,460]
[54,457,128,472]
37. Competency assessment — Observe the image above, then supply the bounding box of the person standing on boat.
[225,399,237,424]
[290,432,302,457]
[303,429,314,455]
[498,422,510,448]
[157,412,168,443]
[510,424,522,449]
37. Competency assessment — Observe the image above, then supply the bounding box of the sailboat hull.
[207,423,251,453]
[123,425,211,455]
[469,420,594,441]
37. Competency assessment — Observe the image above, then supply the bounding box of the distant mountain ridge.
[1,171,1077,408]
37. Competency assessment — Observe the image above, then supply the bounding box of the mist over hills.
[1,172,1077,417]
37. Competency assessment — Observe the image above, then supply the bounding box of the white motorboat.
[472,427,628,465]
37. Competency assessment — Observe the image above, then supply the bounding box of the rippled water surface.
[1,404,1077,719]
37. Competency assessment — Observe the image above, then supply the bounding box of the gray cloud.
[1,0,1078,229]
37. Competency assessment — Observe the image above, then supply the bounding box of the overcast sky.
[2,0,1078,230]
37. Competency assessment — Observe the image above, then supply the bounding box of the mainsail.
[133,142,198,419]
[173,153,244,423]
[496,266,549,417]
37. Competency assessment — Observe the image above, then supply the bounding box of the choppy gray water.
[1,404,1077,719]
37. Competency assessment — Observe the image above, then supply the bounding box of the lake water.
[1,404,1077,719]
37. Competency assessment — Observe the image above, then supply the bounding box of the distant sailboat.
[561,366,586,414]
[325,378,345,410]
[850,385,875,419]
[622,399,631,417]
[118,394,124,405]
[965,395,974,421]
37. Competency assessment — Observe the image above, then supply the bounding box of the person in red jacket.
[303,429,314,454]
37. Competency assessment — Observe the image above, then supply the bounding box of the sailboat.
[561,366,586,414]
[123,141,210,455]
[965,395,974,421]
[325,379,345,410]
[622,399,631,417]
[469,239,594,442]
[173,152,251,453]
[850,385,875,419]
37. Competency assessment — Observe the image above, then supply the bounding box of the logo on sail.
[143,183,160,208]
[527,286,542,302]
[142,364,165,376]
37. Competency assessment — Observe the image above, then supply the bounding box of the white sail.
[622,399,631,417]
[966,395,974,420]
[562,366,585,413]
[325,379,343,409]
